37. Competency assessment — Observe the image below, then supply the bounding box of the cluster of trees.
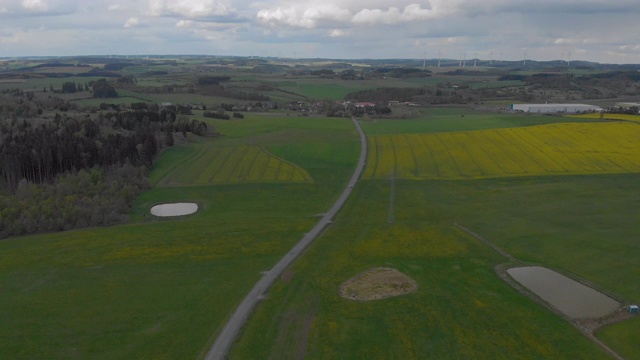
[203,111,230,120]
[202,110,244,120]
[604,106,639,115]
[0,89,74,117]
[1,106,210,191]
[60,81,88,93]
[0,164,149,239]
[0,114,158,190]
[197,76,231,85]
[92,78,118,98]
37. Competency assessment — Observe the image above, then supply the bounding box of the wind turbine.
[522,50,527,66]
[437,51,441,67]
[490,51,493,65]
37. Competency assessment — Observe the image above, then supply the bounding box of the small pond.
[150,203,198,217]
[507,266,619,319]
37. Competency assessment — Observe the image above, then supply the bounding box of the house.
[354,102,376,108]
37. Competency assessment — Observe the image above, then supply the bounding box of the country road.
[204,117,367,360]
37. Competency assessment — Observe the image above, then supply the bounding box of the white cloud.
[329,29,346,37]
[123,17,141,28]
[351,4,440,25]
[0,0,76,17]
[22,0,49,12]
[257,4,351,29]
[149,0,233,19]
[176,20,194,28]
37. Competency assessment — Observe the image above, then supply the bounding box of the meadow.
[361,107,603,135]
[566,113,640,123]
[230,175,637,359]
[0,115,359,359]
[153,145,312,186]
[364,122,640,180]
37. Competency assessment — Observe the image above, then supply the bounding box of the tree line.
[0,164,149,239]
[0,106,209,192]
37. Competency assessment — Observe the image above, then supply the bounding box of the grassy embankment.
[231,110,638,359]
[0,115,358,359]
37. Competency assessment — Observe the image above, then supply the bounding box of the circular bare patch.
[339,267,417,301]
[150,203,198,217]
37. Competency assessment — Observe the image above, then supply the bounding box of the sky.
[1,0,640,64]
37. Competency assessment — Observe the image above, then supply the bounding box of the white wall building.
[511,103,601,114]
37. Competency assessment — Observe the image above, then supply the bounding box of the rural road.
[204,117,367,360]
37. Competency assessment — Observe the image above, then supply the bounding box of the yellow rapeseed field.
[365,122,640,180]
[158,146,312,186]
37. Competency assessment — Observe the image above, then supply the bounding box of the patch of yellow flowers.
[366,122,640,180]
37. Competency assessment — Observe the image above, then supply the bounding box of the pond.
[507,266,619,319]
[150,203,198,217]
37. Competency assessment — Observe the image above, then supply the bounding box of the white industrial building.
[511,103,602,114]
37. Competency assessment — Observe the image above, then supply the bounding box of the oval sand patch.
[339,267,417,301]
[150,203,198,217]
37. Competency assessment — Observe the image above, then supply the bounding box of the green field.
[153,145,312,186]
[0,116,359,359]
[231,175,638,359]
[1,107,638,359]
[361,107,604,135]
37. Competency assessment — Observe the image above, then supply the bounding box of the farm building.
[511,103,601,114]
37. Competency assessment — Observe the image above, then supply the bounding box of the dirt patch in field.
[280,270,295,284]
[339,267,417,301]
[269,297,318,360]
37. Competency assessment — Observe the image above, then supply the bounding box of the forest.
[0,89,210,238]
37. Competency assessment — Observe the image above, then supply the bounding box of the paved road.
[205,117,367,360]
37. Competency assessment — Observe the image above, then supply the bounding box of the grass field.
[230,176,634,359]
[364,122,640,180]
[0,115,359,359]
[152,145,312,186]
[361,107,603,136]
[566,113,640,123]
